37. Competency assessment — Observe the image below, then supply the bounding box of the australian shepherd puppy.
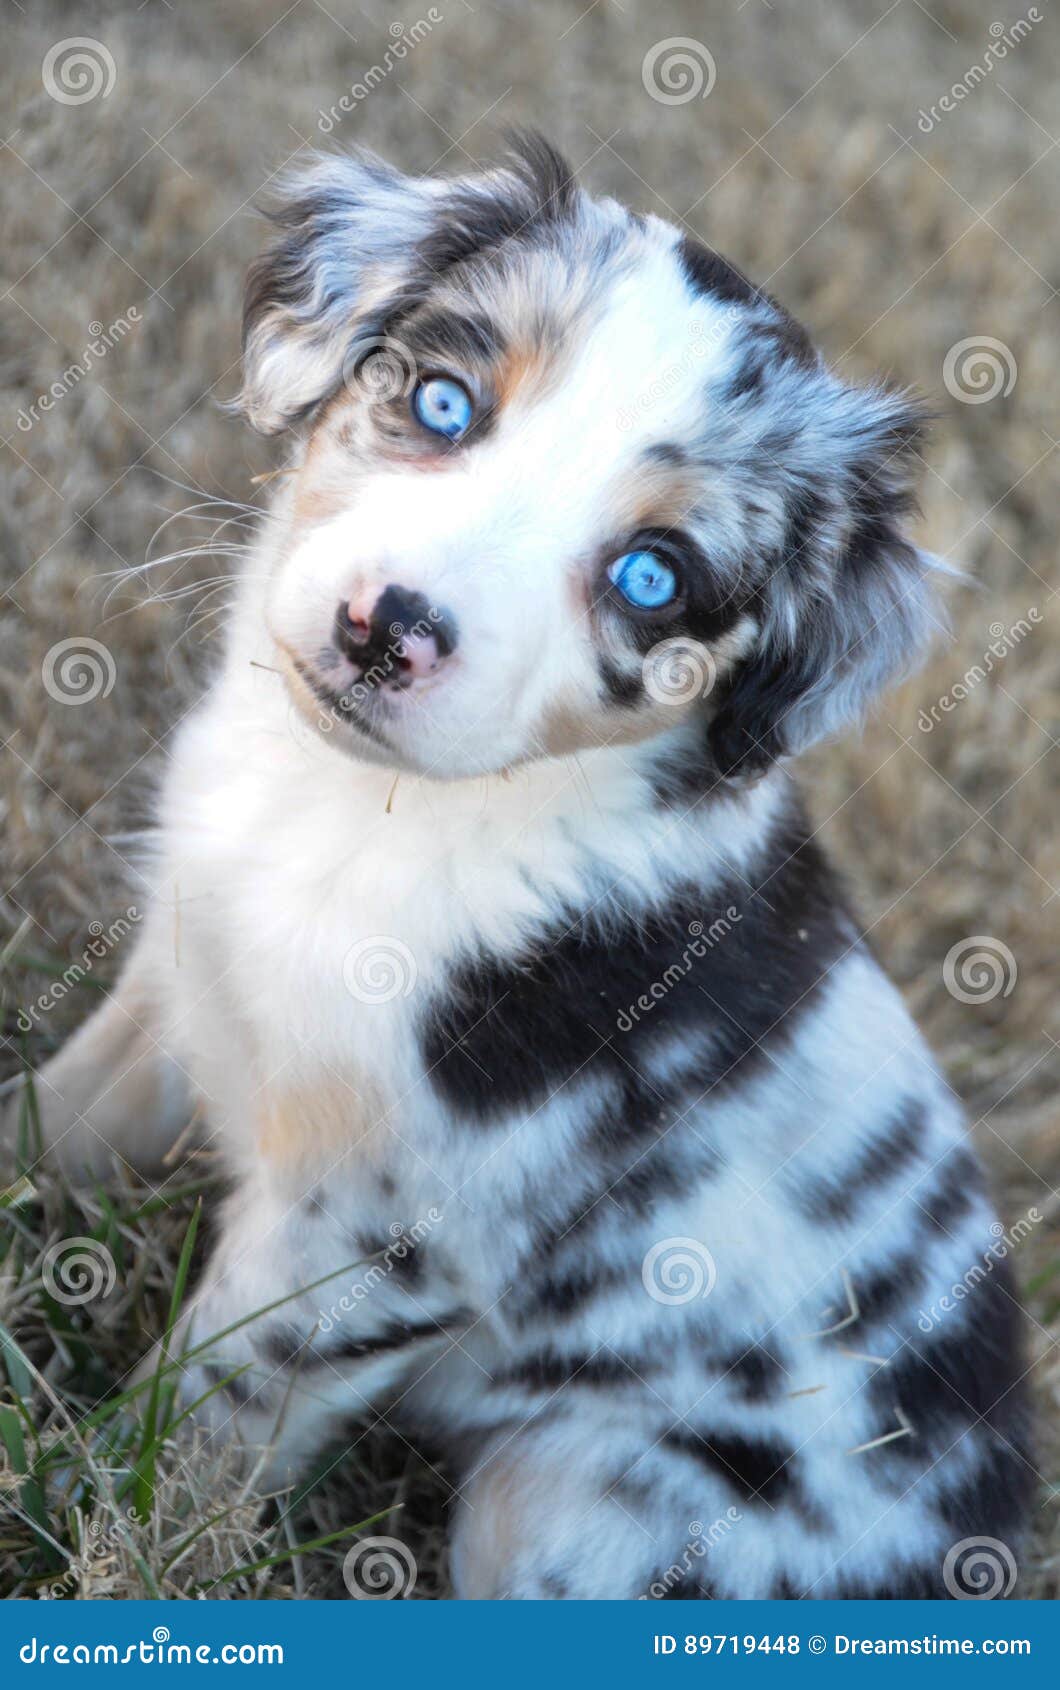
[5,135,1030,1599]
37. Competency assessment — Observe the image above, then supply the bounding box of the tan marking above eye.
[614,462,708,534]
[494,342,561,408]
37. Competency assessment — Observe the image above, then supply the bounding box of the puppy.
[6,136,1031,1599]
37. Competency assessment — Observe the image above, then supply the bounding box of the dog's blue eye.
[413,377,473,440]
[607,550,678,610]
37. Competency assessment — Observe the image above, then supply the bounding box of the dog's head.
[241,135,939,781]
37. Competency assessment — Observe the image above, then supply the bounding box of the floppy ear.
[707,381,943,778]
[236,153,439,434]
[236,135,579,434]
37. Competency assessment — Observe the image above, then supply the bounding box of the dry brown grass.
[1,0,1057,1599]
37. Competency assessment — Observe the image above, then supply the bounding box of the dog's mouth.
[281,649,415,752]
[274,630,456,759]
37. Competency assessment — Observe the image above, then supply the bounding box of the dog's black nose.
[334,585,457,683]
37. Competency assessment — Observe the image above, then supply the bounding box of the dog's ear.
[236,135,579,434]
[236,153,439,434]
[707,381,943,778]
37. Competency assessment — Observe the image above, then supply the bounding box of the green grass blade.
[132,1198,201,1520]
[193,1509,396,1591]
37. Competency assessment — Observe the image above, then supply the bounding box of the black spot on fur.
[725,354,766,403]
[645,722,728,808]
[679,236,762,310]
[935,1431,1035,1551]
[797,1100,926,1224]
[420,802,849,1123]
[678,236,815,374]
[842,1245,926,1334]
[356,1230,424,1285]
[652,1571,718,1599]
[509,1134,715,1318]
[719,1341,785,1403]
[866,1258,1030,1486]
[663,1427,797,1506]
[513,1257,629,1323]
[915,1149,978,1236]
[751,314,817,370]
[587,1064,721,1169]
[263,1313,466,1372]
[493,1349,636,1391]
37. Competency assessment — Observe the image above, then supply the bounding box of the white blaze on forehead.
[485,235,739,498]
